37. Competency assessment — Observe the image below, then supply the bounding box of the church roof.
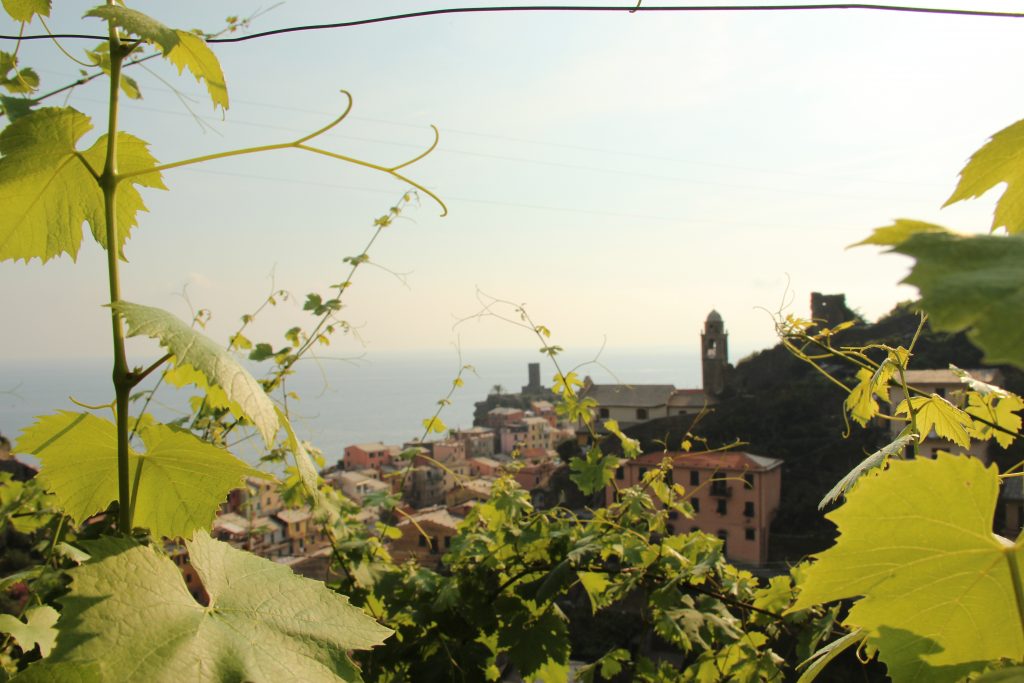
[706,309,723,322]
[582,384,676,408]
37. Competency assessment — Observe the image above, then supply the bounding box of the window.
[710,478,729,496]
[745,528,756,541]
[639,467,648,478]
[716,499,727,515]
[636,408,648,420]
[744,501,755,517]
[690,470,699,486]
[665,468,674,485]
[599,407,610,418]
[444,536,452,548]
[668,510,679,520]
[691,497,700,513]
[743,473,754,489]
[666,523,675,535]
[717,530,728,554]
[936,387,946,398]
[418,535,426,547]
[615,467,624,480]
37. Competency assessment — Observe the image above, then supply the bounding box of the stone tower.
[701,310,729,397]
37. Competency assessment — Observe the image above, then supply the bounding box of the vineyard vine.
[1,3,1024,683]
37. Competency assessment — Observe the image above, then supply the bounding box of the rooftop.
[634,451,783,472]
[903,368,1000,386]
[583,384,676,408]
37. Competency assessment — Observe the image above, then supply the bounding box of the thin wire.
[2,4,1023,42]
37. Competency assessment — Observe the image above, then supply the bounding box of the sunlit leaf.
[84,6,228,110]
[895,394,973,448]
[792,454,1022,683]
[1,0,49,22]
[945,116,1024,233]
[16,411,263,538]
[818,431,915,510]
[16,533,391,681]
[0,605,58,657]
[0,107,165,263]
[111,301,278,446]
[851,219,951,247]
[966,391,1023,449]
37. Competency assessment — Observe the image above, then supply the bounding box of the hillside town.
[197,307,793,582]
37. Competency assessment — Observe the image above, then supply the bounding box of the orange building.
[610,451,782,566]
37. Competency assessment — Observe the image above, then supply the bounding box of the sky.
[3,1,1024,368]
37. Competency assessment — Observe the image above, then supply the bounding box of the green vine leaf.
[791,454,1024,683]
[0,107,165,263]
[818,431,915,510]
[887,231,1024,369]
[569,445,620,495]
[851,219,950,247]
[84,6,228,111]
[895,394,974,448]
[966,391,1023,449]
[17,411,265,538]
[0,605,58,657]
[1,0,50,22]
[111,301,279,446]
[15,533,391,682]
[945,117,1024,233]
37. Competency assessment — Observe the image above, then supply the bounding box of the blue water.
[0,348,699,467]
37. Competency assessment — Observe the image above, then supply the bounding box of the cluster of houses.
[192,309,789,572]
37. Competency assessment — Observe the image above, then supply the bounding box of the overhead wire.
[2,3,1024,43]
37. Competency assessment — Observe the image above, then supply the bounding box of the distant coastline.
[0,347,699,466]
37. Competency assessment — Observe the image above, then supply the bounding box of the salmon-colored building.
[609,451,782,566]
[343,442,399,472]
[389,506,463,568]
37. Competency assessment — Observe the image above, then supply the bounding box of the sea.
[0,348,699,469]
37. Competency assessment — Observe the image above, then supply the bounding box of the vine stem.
[99,7,132,533]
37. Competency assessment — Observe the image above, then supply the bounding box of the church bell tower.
[701,310,728,397]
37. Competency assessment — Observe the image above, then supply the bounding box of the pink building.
[609,451,782,566]
[343,442,398,472]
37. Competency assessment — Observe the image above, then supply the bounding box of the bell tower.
[701,310,728,397]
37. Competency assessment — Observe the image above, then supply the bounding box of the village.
[199,309,791,589]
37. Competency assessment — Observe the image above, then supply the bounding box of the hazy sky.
[3,1,1024,367]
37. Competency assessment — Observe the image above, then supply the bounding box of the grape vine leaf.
[966,391,1023,449]
[895,394,973,448]
[569,445,620,495]
[791,454,1024,683]
[851,219,951,247]
[818,431,915,510]
[111,301,279,445]
[14,532,391,682]
[17,411,264,538]
[1,0,49,22]
[0,605,58,657]
[887,231,1024,369]
[0,107,166,263]
[84,6,228,111]
[944,116,1024,233]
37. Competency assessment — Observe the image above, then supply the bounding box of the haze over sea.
[0,347,700,468]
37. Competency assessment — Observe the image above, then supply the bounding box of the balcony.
[709,480,732,498]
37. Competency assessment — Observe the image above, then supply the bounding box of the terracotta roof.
[583,384,676,408]
[633,451,783,472]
